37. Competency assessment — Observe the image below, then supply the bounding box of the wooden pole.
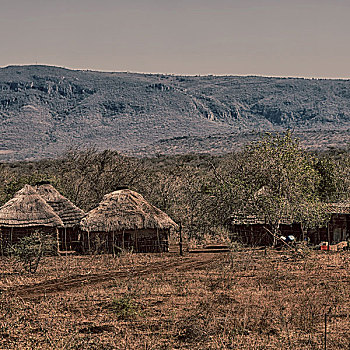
[56,228,60,254]
[112,231,115,257]
[166,228,169,252]
[301,223,305,243]
[135,230,138,253]
[156,228,161,253]
[0,227,3,256]
[64,228,67,253]
[179,223,183,256]
[324,312,327,350]
[87,230,91,254]
[327,223,331,252]
[263,226,299,254]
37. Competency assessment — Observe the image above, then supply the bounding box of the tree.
[314,157,337,202]
[135,157,217,239]
[57,148,142,211]
[216,132,329,242]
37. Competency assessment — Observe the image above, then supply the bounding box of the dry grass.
[0,249,349,349]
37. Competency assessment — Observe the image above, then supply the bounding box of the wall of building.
[80,228,169,254]
[308,214,350,245]
[229,223,302,246]
[0,226,57,255]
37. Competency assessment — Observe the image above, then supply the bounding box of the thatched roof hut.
[35,183,85,228]
[0,184,63,228]
[228,211,301,246]
[80,189,178,232]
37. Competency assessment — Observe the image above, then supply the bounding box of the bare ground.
[0,249,349,349]
[5,254,221,299]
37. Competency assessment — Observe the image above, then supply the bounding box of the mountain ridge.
[1,65,350,161]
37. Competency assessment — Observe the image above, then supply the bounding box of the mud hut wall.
[132,229,169,253]
[307,213,350,245]
[230,223,302,246]
[230,224,273,246]
[330,214,349,242]
[0,226,57,254]
[307,227,327,245]
[57,227,82,251]
[346,215,350,240]
[80,229,169,254]
[109,229,169,253]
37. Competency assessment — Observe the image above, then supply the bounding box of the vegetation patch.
[108,295,142,320]
[6,232,57,273]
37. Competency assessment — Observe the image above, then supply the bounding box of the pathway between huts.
[5,253,225,300]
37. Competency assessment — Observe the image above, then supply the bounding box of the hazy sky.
[1,0,349,77]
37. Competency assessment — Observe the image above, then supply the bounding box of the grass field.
[0,249,349,349]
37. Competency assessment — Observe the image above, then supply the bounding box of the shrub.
[110,295,140,320]
[6,231,57,273]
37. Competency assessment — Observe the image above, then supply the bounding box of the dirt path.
[5,253,225,300]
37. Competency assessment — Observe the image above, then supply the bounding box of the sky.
[1,0,349,78]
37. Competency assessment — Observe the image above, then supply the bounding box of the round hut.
[80,189,178,253]
[0,184,63,254]
[35,183,85,251]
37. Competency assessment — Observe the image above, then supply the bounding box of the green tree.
[314,157,337,201]
[216,132,328,242]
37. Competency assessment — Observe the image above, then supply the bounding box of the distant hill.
[1,65,350,161]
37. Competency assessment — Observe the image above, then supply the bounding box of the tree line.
[1,132,350,242]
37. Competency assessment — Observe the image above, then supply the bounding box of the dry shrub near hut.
[80,189,178,253]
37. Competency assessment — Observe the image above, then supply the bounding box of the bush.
[6,231,57,273]
[110,295,140,320]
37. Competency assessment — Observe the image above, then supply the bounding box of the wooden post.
[250,225,253,246]
[327,223,331,252]
[56,228,60,254]
[166,229,169,252]
[64,228,67,253]
[0,227,3,256]
[324,312,327,350]
[179,223,183,256]
[135,230,138,253]
[263,227,300,253]
[87,230,91,254]
[112,231,115,257]
[156,228,161,253]
[122,230,125,250]
[301,223,305,243]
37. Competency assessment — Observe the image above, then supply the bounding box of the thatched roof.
[0,184,64,228]
[231,202,350,226]
[35,184,85,228]
[326,202,350,215]
[80,189,178,232]
[230,211,293,226]
[230,213,266,226]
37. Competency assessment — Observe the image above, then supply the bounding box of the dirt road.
[5,253,225,300]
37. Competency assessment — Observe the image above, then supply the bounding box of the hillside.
[1,65,350,160]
